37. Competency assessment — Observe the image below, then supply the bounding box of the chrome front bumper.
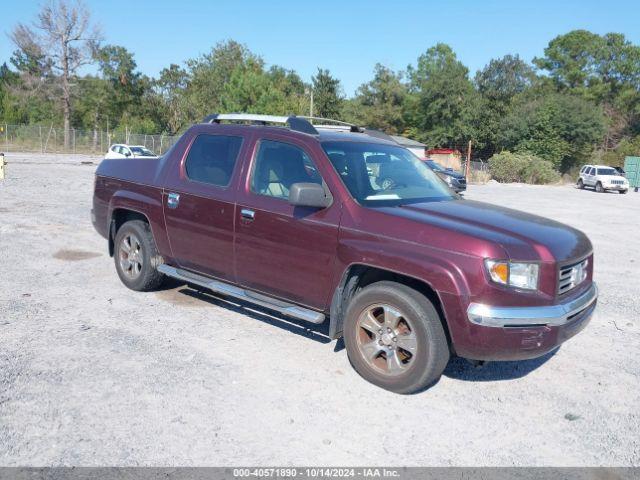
[467,283,598,328]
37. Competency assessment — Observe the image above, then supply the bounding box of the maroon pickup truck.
[92,114,598,393]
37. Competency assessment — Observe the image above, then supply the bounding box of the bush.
[488,151,560,184]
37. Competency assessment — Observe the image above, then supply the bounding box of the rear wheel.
[343,281,450,394]
[595,182,604,193]
[114,220,165,291]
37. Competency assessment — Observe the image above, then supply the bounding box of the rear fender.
[108,189,171,259]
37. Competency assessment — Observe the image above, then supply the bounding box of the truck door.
[163,132,247,281]
[234,135,341,310]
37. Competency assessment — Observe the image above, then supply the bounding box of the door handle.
[241,208,255,220]
[167,192,180,209]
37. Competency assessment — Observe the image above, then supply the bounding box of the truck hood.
[377,199,592,262]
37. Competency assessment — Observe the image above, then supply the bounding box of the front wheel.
[620,190,628,194]
[114,220,165,291]
[343,281,450,394]
[577,179,584,189]
[595,182,605,193]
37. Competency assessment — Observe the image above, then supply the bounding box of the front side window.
[184,134,243,186]
[322,141,455,206]
[251,140,322,199]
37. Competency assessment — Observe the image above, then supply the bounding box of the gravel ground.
[0,152,639,466]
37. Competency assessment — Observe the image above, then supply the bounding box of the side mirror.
[288,182,331,208]
[124,151,131,157]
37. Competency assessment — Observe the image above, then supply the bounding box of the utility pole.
[310,89,314,118]
[465,140,472,182]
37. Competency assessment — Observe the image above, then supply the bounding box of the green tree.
[73,75,111,149]
[534,30,640,145]
[155,64,189,134]
[10,0,101,147]
[474,54,537,158]
[476,54,536,102]
[500,92,606,171]
[406,43,479,147]
[95,45,143,125]
[185,40,264,120]
[312,68,343,118]
[345,64,407,133]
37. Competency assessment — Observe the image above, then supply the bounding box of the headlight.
[485,260,539,290]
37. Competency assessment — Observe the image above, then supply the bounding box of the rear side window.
[251,140,322,200]
[185,135,243,186]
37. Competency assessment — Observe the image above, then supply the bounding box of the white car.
[577,164,629,194]
[105,144,157,159]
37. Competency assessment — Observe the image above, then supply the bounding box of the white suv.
[578,164,629,194]
[105,144,157,159]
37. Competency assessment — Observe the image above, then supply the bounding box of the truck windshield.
[322,141,455,206]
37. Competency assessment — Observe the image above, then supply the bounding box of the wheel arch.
[328,264,453,349]
[108,208,152,257]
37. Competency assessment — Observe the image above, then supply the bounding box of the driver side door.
[234,136,341,310]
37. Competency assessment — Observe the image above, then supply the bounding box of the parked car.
[578,164,629,194]
[92,114,598,394]
[423,159,467,193]
[105,144,157,159]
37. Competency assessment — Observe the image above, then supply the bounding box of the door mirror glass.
[288,182,330,208]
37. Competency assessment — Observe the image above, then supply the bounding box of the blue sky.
[1,0,639,96]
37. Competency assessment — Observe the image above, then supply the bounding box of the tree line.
[1,1,639,174]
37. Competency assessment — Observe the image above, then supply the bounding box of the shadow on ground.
[443,348,558,381]
[154,282,558,383]
[157,284,332,344]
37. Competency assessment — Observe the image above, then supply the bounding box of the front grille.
[610,179,624,185]
[458,178,466,184]
[558,258,589,294]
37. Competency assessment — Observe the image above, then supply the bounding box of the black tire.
[620,190,628,194]
[577,179,584,189]
[343,281,450,394]
[113,220,165,291]
[595,182,604,193]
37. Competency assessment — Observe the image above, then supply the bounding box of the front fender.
[335,237,473,297]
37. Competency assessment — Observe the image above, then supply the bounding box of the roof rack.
[202,113,318,135]
[201,113,396,143]
[297,116,361,132]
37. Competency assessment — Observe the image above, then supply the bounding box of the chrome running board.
[157,264,326,324]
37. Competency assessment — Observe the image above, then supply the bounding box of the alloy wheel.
[118,233,143,279]
[355,303,418,376]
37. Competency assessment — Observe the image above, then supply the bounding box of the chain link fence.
[0,123,178,156]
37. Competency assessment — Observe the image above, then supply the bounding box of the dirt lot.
[0,152,639,466]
